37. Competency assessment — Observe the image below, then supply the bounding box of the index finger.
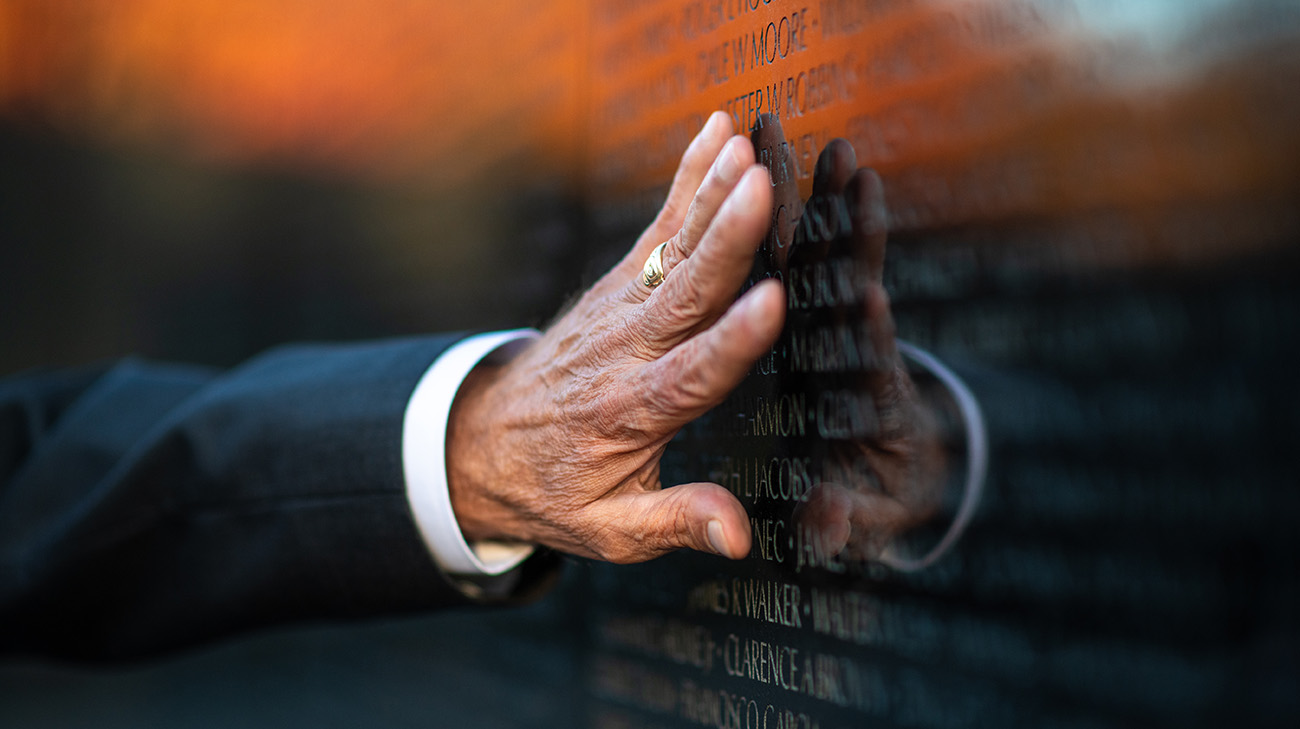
[600,111,735,297]
[638,165,774,350]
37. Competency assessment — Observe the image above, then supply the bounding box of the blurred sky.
[1,0,1298,374]
[0,0,586,185]
[0,1,599,373]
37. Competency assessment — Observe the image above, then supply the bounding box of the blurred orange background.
[2,0,1298,375]
[0,0,587,186]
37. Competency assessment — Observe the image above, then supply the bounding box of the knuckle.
[662,271,707,324]
[668,495,696,546]
[589,498,686,564]
[657,190,690,229]
[593,536,643,565]
[670,361,716,410]
[662,339,722,409]
[664,230,686,268]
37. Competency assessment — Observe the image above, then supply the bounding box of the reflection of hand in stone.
[752,115,946,566]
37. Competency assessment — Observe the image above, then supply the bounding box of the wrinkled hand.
[445,112,781,563]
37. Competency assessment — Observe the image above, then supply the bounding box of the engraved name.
[712,456,815,502]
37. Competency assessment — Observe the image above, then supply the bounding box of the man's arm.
[0,337,556,661]
[0,111,776,659]
[0,110,978,661]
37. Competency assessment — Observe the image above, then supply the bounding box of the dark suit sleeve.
[0,336,557,662]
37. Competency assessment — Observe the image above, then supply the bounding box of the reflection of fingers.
[865,283,898,365]
[864,283,902,402]
[640,167,772,344]
[845,487,912,533]
[791,141,857,268]
[812,139,858,198]
[845,489,912,561]
[750,114,793,199]
[751,113,800,271]
[592,483,752,562]
[797,482,912,563]
[846,168,888,280]
[640,279,784,422]
[793,483,853,555]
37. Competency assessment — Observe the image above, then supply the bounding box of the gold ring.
[641,241,669,288]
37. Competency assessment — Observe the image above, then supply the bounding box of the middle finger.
[638,165,774,350]
[622,134,755,305]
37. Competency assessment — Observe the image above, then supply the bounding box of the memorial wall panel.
[578,2,1300,728]
[0,1,1297,727]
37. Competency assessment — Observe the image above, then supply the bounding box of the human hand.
[443,112,782,563]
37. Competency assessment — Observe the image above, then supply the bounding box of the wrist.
[445,361,525,545]
[403,329,540,576]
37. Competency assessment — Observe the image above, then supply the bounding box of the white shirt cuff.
[887,340,988,572]
[403,329,540,576]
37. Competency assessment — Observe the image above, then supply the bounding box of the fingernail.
[715,137,743,182]
[734,287,764,318]
[707,520,729,557]
[695,111,726,145]
[706,110,729,135]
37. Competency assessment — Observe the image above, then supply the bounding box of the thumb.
[595,483,752,562]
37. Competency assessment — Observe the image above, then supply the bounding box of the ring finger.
[624,134,756,303]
